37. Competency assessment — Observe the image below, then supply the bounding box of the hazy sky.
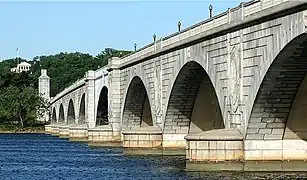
[0,0,241,60]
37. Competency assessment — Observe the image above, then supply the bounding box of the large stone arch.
[59,104,65,123]
[163,61,224,135]
[51,107,57,123]
[67,99,75,124]
[122,76,154,130]
[96,86,108,126]
[246,33,307,140]
[78,93,85,124]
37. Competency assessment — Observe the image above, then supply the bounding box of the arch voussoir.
[246,35,307,141]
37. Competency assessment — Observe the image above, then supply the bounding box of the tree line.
[0,48,131,128]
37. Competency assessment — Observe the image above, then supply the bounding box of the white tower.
[38,69,50,101]
[38,69,50,123]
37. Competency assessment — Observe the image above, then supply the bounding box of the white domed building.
[10,62,31,73]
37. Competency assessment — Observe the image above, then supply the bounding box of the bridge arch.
[246,33,307,140]
[59,104,65,123]
[96,86,108,126]
[122,76,154,129]
[78,94,85,124]
[67,99,75,124]
[51,107,57,123]
[163,61,224,134]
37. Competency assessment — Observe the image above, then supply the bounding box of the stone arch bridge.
[43,0,307,171]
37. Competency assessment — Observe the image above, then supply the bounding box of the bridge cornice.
[119,0,307,70]
[49,78,86,105]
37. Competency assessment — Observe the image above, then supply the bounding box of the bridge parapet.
[120,0,307,68]
[94,65,108,80]
[50,77,86,105]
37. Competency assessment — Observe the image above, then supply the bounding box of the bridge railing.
[50,77,86,105]
[49,65,109,105]
[94,65,109,80]
[120,0,301,65]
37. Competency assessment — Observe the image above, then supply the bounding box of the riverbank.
[0,124,45,133]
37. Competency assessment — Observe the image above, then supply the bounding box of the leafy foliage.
[0,85,45,127]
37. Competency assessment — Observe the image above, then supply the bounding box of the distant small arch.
[96,86,108,126]
[67,99,75,124]
[51,107,57,123]
[79,94,85,124]
[59,104,65,123]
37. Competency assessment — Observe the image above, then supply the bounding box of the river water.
[0,134,307,180]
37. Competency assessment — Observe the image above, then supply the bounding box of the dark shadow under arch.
[164,61,224,134]
[122,76,153,129]
[67,99,75,124]
[79,94,85,124]
[96,87,108,126]
[246,33,307,140]
[59,104,65,123]
[51,107,57,123]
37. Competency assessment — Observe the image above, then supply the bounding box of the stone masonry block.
[216,141,226,150]
[261,117,275,123]
[244,150,262,161]
[251,112,270,118]
[261,150,282,160]
[247,128,259,134]
[226,141,243,150]
[129,135,138,141]
[248,122,266,128]
[264,134,283,140]
[246,134,264,140]
[209,141,217,149]
[266,123,285,128]
[196,141,209,149]
[197,150,209,160]
[250,118,262,122]
[283,150,307,160]
[259,128,272,134]
[256,140,282,150]
[139,134,150,141]
[189,141,197,149]
[271,128,284,134]
[283,140,307,150]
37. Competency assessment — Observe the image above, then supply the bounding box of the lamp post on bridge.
[178,21,181,32]
[209,5,213,18]
[134,43,137,51]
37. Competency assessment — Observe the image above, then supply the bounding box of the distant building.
[10,62,31,73]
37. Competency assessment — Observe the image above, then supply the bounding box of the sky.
[0,0,242,60]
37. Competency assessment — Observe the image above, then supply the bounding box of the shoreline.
[0,130,46,134]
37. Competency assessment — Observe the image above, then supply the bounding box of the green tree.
[0,85,45,128]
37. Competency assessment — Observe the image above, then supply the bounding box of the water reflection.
[0,134,307,180]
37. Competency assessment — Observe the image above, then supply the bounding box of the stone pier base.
[44,124,52,134]
[185,129,244,171]
[88,125,121,147]
[122,126,162,155]
[69,124,88,142]
[185,129,307,171]
[243,139,307,171]
[58,124,70,138]
[50,124,60,135]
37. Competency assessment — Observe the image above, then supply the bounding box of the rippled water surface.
[1,134,307,180]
